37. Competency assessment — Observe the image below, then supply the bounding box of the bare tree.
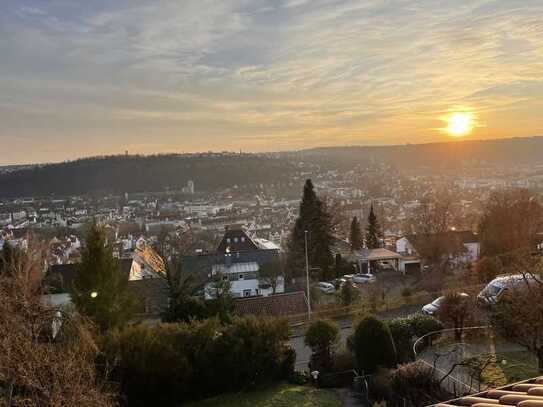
[408,192,465,272]
[491,255,543,371]
[258,261,283,295]
[437,292,476,341]
[0,241,115,406]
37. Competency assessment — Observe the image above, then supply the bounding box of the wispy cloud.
[0,0,542,163]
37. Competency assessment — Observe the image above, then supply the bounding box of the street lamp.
[90,291,98,299]
[305,230,311,319]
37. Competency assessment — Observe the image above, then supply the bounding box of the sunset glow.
[447,113,474,137]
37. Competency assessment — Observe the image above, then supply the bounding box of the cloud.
[0,0,542,163]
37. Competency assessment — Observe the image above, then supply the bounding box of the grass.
[185,383,342,407]
[495,351,539,383]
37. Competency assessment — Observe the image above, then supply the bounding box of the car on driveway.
[422,292,469,315]
[317,282,336,294]
[353,273,377,284]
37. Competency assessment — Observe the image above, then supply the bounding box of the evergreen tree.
[349,216,363,251]
[366,204,382,249]
[72,221,134,332]
[286,180,334,280]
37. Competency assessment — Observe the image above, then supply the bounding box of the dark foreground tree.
[351,315,396,373]
[72,221,134,332]
[350,216,363,251]
[0,242,114,406]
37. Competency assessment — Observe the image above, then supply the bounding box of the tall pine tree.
[72,221,134,332]
[286,180,334,281]
[349,216,363,251]
[365,204,382,249]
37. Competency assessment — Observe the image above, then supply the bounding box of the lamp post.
[305,230,311,319]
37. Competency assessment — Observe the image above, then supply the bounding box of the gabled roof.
[216,225,259,253]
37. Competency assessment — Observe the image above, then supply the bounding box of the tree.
[437,293,474,341]
[286,179,334,280]
[205,271,233,323]
[408,192,463,271]
[479,189,543,256]
[350,216,363,251]
[366,204,382,249]
[474,256,503,283]
[491,261,543,371]
[258,261,283,295]
[162,255,208,323]
[351,315,396,373]
[0,240,114,406]
[339,280,360,306]
[72,220,134,332]
[305,319,340,372]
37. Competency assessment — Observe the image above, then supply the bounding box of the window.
[223,275,228,281]
[226,238,231,243]
[234,237,238,243]
[243,289,251,297]
[239,274,244,280]
[255,289,259,296]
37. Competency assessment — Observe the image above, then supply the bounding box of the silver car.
[422,293,469,315]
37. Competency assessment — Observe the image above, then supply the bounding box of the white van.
[477,273,539,306]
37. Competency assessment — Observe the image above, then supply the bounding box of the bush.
[407,313,443,338]
[351,315,396,374]
[305,319,340,372]
[387,318,414,364]
[388,361,450,407]
[101,316,293,406]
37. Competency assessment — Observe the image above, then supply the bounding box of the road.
[290,303,424,370]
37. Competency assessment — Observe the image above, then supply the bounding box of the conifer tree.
[349,216,363,251]
[366,204,382,249]
[286,180,334,280]
[72,220,134,332]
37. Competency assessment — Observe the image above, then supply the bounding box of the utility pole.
[305,230,311,319]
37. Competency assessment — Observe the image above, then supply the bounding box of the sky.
[1,0,543,164]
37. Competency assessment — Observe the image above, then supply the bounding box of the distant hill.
[0,154,298,198]
[1,137,542,198]
[295,136,543,172]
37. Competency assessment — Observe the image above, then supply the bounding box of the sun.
[447,112,473,137]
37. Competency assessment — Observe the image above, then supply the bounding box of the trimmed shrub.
[387,318,414,364]
[351,315,396,374]
[101,316,293,406]
[305,319,340,372]
[407,313,443,338]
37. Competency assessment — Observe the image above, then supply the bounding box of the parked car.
[477,274,538,306]
[422,292,469,315]
[353,273,376,284]
[317,282,336,294]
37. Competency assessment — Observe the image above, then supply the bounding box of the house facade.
[189,225,284,299]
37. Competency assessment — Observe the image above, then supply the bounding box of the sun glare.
[447,112,473,137]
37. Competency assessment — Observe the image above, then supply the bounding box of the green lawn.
[186,383,342,407]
